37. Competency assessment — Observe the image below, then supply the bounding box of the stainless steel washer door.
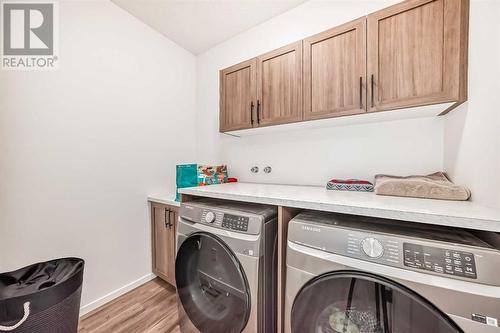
[291,270,464,333]
[175,232,251,333]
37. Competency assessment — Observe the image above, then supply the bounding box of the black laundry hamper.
[0,258,84,333]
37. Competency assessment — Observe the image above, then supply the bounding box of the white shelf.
[147,194,180,207]
[179,182,500,232]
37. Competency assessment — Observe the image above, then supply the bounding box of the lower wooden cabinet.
[151,202,177,286]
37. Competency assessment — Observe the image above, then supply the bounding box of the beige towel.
[374,172,471,201]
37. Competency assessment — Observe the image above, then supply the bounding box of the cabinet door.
[152,203,176,286]
[219,59,257,132]
[303,18,367,120]
[256,42,303,126]
[367,0,469,112]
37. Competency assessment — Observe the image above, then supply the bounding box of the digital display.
[222,214,249,232]
[403,243,477,279]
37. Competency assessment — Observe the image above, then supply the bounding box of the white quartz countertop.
[179,183,500,232]
[147,194,180,207]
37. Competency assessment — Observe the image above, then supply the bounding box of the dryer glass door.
[175,232,251,333]
[291,271,464,333]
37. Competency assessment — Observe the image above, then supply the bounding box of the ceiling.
[111,0,306,55]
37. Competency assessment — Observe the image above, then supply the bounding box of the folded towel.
[374,172,471,201]
[327,179,374,192]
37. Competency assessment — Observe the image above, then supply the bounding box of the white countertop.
[179,183,500,232]
[147,194,180,207]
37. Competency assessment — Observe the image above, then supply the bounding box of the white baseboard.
[79,273,156,316]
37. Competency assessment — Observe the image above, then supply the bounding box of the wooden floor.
[78,278,180,333]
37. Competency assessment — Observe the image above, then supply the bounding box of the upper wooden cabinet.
[256,42,303,126]
[219,0,469,133]
[219,59,257,132]
[303,18,367,120]
[367,0,469,112]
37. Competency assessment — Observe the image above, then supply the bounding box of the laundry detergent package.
[197,165,228,186]
[175,164,198,201]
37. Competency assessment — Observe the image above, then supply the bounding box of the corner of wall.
[441,1,500,210]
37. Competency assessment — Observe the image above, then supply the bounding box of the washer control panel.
[181,202,271,236]
[403,243,477,279]
[204,211,216,223]
[222,214,249,232]
[201,210,223,227]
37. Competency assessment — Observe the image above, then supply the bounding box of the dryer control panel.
[403,243,477,279]
[288,211,500,285]
[346,233,400,266]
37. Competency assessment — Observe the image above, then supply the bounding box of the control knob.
[361,237,384,258]
[205,211,216,223]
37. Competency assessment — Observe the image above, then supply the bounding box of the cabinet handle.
[164,208,170,229]
[169,210,175,229]
[250,101,254,125]
[256,100,261,124]
[153,206,156,226]
[371,74,375,108]
[359,76,363,109]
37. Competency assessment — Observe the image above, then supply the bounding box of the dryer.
[285,210,500,333]
[175,198,278,333]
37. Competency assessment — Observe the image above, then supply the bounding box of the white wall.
[195,0,445,187]
[0,1,196,311]
[443,0,500,210]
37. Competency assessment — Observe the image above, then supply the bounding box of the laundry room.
[1,0,500,332]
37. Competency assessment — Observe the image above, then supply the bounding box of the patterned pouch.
[327,179,374,192]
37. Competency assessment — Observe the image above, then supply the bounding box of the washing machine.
[285,210,500,333]
[175,198,278,333]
